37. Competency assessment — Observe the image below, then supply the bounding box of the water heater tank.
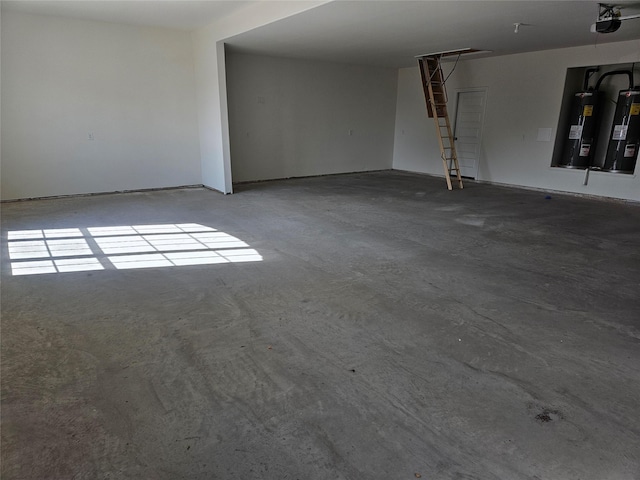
[603,89,640,173]
[559,91,600,169]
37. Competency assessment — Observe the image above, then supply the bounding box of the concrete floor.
[2,171,639,479]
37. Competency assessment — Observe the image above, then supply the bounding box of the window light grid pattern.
[7,223,262,275]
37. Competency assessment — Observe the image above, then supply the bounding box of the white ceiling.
[225,1,640,67]
[3,1,640,68]
[1,0,254,30]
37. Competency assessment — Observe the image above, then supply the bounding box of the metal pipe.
[583,67,600,91]
[595,70,634,91]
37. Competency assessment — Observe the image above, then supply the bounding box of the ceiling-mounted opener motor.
[591,3,640,33]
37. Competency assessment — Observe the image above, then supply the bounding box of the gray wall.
[1,11,201,200]
[191,2,325,194]
[226,52,398,183]
[393,40,640,201]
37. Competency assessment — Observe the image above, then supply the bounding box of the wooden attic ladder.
[417,54,463,190]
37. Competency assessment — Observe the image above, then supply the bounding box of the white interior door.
[454,89,487,179]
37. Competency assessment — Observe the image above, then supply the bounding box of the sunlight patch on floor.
[7,223,262,275]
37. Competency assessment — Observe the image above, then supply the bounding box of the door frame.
[453,87,488,180]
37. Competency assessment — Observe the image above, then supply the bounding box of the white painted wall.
[191,1,327,193]
[226,53,397,183]
[393,40,640,201]
[1,11,201,200]
[0,6,3,187]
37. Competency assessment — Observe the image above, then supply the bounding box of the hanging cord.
[442,53,462,85]
[428,60,440,83]
[426,53,462,86]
